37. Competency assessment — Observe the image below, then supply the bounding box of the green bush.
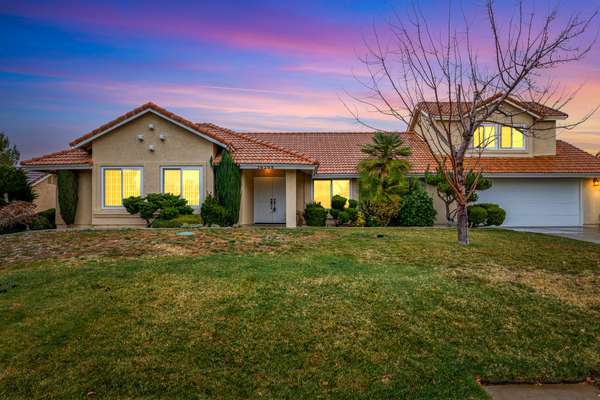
[214,151,241,226]
[359,199,401,227]
[467,206,487,227]
[346,207,358,223]
[29,208,56,230]
[477,203,506,226]
[329,208,340,220]
[396,189,436,226]
[331,195,347,210]
[123,193,193,226]
[151,214,203,228]
[0,165,35,207]
[201,194,231,227]
[348,199,358,209]
[57,171,78,225]
[304,202,328,226]
[337,211,350,225]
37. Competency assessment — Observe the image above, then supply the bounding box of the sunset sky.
[1,0,599,161]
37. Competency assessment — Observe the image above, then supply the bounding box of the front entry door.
[254,177,286,223]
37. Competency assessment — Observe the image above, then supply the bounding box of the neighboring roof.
[25,171,50,185]
[20,148,92,167]
[69,102,230,147]
[244,131,434,175]
[465,140,600,174]
[197,123,318,167]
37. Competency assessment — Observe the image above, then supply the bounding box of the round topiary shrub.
[396,189,436,226]
[467,205,487,227]
[304,203,327,226]
[484,205,506,226]
[331,195,347,210]
[348,199,358,209]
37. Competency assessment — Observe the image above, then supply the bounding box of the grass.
[0,227,599,399]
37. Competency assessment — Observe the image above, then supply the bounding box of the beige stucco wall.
[56,170,92,227]
[32,175,56,213]
[582,178,600,225]
[414,102,557,157]
[285,170,297,227]
[89,112,217,226]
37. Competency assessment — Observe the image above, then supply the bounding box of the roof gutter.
[21,164,92,171]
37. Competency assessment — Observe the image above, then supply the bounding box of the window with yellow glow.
[313,180,351,208]
[501,126,525,149]
[162,167,202,207]
[473,125,496,148]
[103,167,142,207]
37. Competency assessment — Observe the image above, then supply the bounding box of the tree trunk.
[445,200,453,226]
[456,201,469,245]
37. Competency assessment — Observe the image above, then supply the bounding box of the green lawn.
[0,227,599,399]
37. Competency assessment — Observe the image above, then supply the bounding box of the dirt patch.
[448,265,600,308]
[0,228,333,268]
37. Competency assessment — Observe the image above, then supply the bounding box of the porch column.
[285,170,297,228]
[238,169,254,225]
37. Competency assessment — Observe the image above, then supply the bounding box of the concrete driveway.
[508,227,600,244]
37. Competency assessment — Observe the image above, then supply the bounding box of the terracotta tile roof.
[244,131,435,175]
[69,102,231,147]
[197,123,318,166]
[20,148,92,167]
[415,93,568,119]
[465,140,600,174]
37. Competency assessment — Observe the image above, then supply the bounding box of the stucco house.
[21,99,600,228]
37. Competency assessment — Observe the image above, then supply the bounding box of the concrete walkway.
[508,227,600,244]
[485,383,600,400]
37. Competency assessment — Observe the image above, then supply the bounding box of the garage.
[476,178,582,227]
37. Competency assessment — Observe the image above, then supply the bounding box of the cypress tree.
[57,171,78,225]
[214,151,241,225]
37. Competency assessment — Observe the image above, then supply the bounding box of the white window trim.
[311,179,352,206]
[472,123,528,151]
[101,166,144,209]
[159,166,205,208]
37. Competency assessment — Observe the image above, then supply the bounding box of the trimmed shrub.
[337,210,350,225]
[0,201,35,233]
[331,195,347,210]
[396,189,436,226]
[123,193,193,226]
[482,204,506,226]
[304,202,328,226]
[201,194,231,227]
[151,214,202,228]
[57,171,78,225]
[214,151,241,226]
[29,208,56,230]
[348,199,358,209]
[329,208,340,220]
[346,207,359,224]
[468,205,487,227]
[359,199,401,227]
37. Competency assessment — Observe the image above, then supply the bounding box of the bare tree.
[346,0,597,245]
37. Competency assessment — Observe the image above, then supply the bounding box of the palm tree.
[358,132,412,203]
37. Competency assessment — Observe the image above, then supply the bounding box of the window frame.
[472,123,527,151]
[159,166,205,208]
[311,179,352,208]
[101,166,144,209]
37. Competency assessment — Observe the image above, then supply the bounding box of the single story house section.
[21,100,600,228]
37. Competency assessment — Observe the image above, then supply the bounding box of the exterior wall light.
[137,134,144,142]
[159,133,167,141]
[148,144,155,152]
[148,124,155,130]
[594,177,599,187]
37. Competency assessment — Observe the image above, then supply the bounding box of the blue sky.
[1,0,599,160]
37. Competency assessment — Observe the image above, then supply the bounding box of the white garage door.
[476,178,581,227]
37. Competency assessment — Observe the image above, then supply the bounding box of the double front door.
[254,177,286,224]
